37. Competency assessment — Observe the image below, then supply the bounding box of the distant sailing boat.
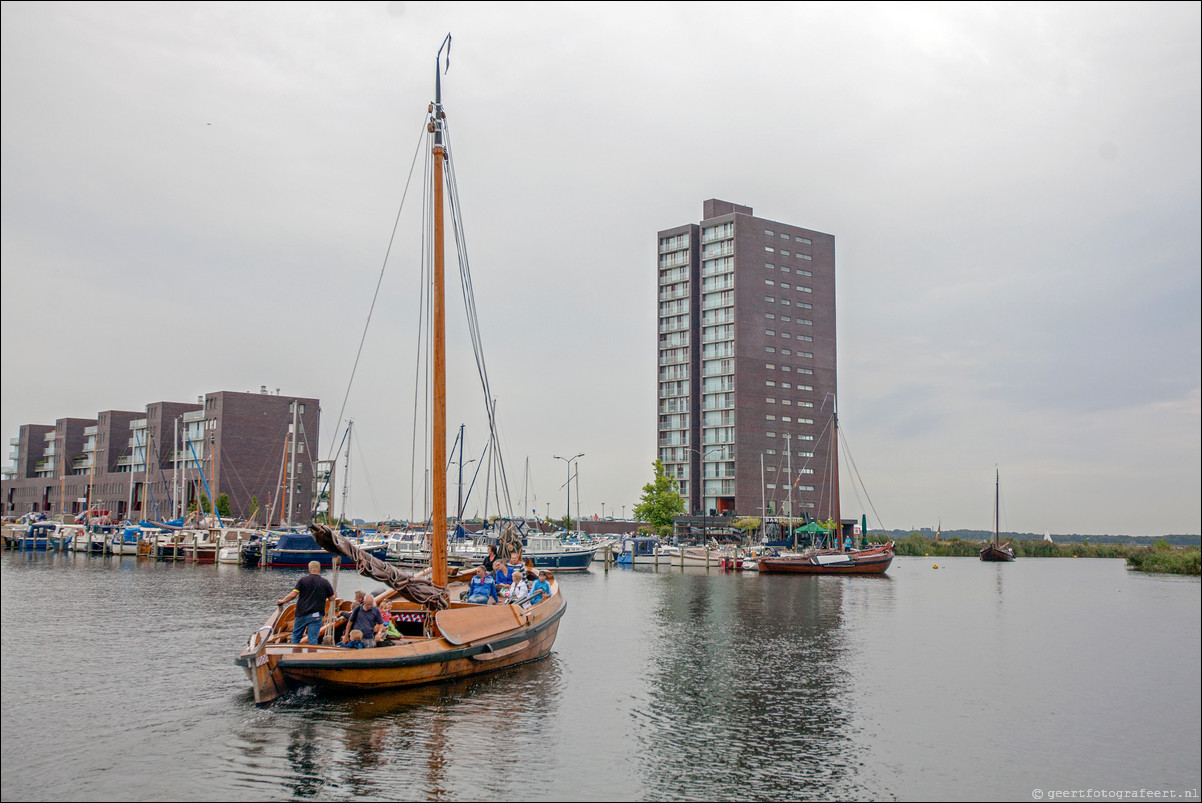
[979,468,1016,562]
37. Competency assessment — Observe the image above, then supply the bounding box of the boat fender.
[932,564,938,569]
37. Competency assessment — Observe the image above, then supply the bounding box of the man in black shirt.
[277,560,335,647]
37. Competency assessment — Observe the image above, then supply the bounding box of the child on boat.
[525,571,552,607]
[344,629,367,649]
[380,600,403,641]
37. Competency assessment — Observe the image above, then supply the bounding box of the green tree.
[248,495,260,521]
[190,494,212,513]
[633,460,685,532]
[215,493,231,517]
[561,515,574,530]
[732,516,762,533]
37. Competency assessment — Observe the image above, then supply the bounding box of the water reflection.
[285,720,326,798]
[632,573,880,800]
[245,655,569,800]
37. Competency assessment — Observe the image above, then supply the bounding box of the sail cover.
[497,519,525,563]
[310,524,448,609]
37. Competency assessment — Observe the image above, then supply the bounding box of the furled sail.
[310,524,448,609]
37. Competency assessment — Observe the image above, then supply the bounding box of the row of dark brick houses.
[2,388,321,524]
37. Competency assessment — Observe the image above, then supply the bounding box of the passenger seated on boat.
[507,572,530,603]
[340,593,386,647]
[484,544,499,572]
[465,565,498,605]
[494,561,515,590]
[343,629,367,649]
[379,601,404,640]
[525,571,552,606]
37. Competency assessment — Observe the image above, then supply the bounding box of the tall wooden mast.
[994,468,1000,548]
[430,35,451,588]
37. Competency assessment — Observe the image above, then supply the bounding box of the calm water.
[1,552,1198,802]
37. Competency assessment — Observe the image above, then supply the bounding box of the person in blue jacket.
[494,561,515,593]
[466,565,498,604]
[526,570,553,606]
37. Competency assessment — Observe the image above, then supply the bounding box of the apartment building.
[3,388,320,524]
[657,199,838,521]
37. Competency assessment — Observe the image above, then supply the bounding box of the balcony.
[83,425,98,436]
[130,419,147,429]
[701,294,733,311]
[700,243,733,259]
[702,277,734,293]
[659,267,689,284]
[182,410,206,422]
[658,351,688,367]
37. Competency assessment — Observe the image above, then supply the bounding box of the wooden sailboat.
[236,37,565,704]
[757,408,894,575]
[979,468,1015,562]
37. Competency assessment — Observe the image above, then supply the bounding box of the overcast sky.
[2,2,1198,537]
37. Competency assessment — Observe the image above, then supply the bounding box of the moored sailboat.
[757,407,894,575]
[235,37,565,704]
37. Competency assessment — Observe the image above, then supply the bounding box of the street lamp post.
[553,453,584,530]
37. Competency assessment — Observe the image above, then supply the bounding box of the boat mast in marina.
[430,50,448,587]
[340,420,353,525]
[236,35,566,703]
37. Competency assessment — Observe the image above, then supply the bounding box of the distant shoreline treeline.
[878,529,1200,546]
[885,534,1200,576]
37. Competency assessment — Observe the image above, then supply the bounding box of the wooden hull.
[980,544,1015,562]
[236,587,566,704]
[758,543,894,575]
[279,615,561,693]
